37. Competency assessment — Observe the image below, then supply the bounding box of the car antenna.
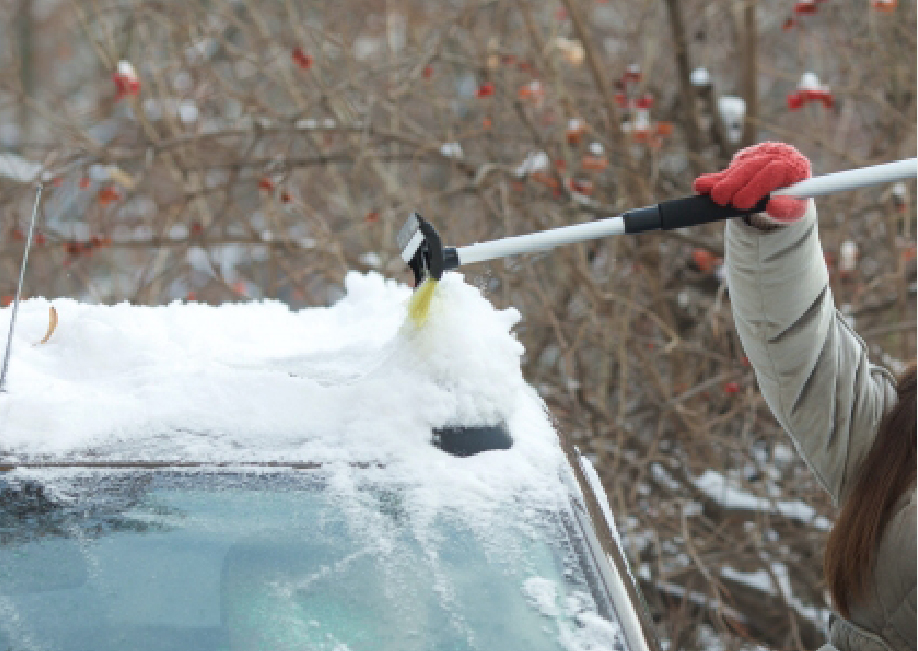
[0,181,45,393]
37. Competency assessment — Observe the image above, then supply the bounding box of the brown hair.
[824,364,916,618]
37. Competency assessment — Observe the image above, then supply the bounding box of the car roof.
[0,272,570,511]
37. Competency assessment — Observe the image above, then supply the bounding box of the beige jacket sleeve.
[725,202,897,506]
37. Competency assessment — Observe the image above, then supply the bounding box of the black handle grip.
[658,194,769,230]
[623,194,770,234]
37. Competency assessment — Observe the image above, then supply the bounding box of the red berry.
[365,211,380,223]
[292,47,313,70]
[79,178,91,189]
[786,92,804,110]
[113,73,140,100]
[635,94,654,109]
[567,178,594,195]
[655,121,674,136]
[258,178,275,191]
[517,61,533,73]
[477,83,495,98]
[531,171,559,190]
[871,0,898,12]
[724,381,741,394]
[692,248,719,274]
[97,187,121,205]
[113,61,140,100]
[422,65,433,79]
[622,66,642,83]
[581,155,608,172]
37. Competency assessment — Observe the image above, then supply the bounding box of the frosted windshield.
[0,470,627,651]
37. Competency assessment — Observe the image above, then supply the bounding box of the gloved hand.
[693,142,812,224]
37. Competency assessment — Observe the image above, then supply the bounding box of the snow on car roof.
[0,272,569,507]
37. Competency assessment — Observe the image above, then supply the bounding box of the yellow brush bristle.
[407,279,439,325]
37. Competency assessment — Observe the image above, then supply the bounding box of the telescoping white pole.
[456,157,917,267]
[772,157,917,198]
[457,216,626,266]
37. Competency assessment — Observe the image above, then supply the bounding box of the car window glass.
[0,470,629,651]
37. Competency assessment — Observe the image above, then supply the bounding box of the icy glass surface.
[0,470,625,651]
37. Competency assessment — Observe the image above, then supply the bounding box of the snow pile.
[1,272,571,499]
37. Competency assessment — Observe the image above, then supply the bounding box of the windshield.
[0,469,628,651]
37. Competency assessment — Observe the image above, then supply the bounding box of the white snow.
[621,108,651,134]
[522,579,622,651]
[439,142,463,159]
[718,96,746,144]
[0,272,574,508]
[798,72,827,92]
[357,251,383,269]
[0,152,41,183]
[89,164,111,181]
[694,470,832,530]
[116,60,138,80]
[178,100,199,124]
[515,151,550,177]
[721,563,831,629]
[839,240,858,272]
[523,577,560,618]
[690,67,710,87]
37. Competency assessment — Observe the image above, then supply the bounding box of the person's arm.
[696,143,898,506]
[726,204,896,505]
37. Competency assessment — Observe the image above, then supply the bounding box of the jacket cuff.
[742,213,784,232]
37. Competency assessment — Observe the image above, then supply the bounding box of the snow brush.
[398,157,917,325]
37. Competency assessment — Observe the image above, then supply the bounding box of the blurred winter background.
[0,0,914,648]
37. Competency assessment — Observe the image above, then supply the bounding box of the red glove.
[693,142,812,224]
